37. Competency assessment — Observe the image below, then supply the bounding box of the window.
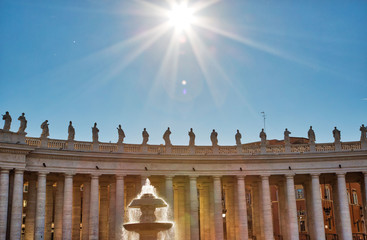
[300,220,306,232]
[296,188,304,199]
[23,200,27,208]
[352,190,358,205]
[324,185,331,200]
[23,183,28,193]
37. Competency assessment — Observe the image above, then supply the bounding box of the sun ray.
[190,0,220,13]
[135,0,171,17]
[193,18,320,69]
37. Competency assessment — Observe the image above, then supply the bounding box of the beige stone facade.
[0,132,367,240]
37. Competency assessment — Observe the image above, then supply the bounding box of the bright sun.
[168,3,194,31]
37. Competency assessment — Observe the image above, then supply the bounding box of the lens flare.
[168,3,194,31]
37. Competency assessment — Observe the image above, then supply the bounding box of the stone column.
[189,176,199,240]
[165,175,174,215]
[115,175,125,240]
[89,174,99,240]
[336,173,353,240]
[0,169,9,240]
[261,175,274,240]
[34,172,47,239]
[109,182,116,240]
[237,176,249,240]
[99,183,109,240]
[310,174,325,240]
[286,174,299,240]
[363,172,367,233]
[44,181,54,240]
[82,181,90,240]
[213,176,224,240]
[63,173,74,240]
[10,169,24,240]
[54,179,64,240]
[72,183,82,239]
[24,178,36,240]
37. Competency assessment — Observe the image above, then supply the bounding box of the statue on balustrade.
[2,111,12,131]
[284,128,291,144]
[308,126,316,144]
[17,113,27,134]
[163,127,172,146]
[142,128,149,145]
[92,122,99,142]
[333,127,341,143]
[260,128,266,145]
[188,128,195,146]
[211,129,218,146]
[235,129,242,146]
[360,124,367,142]
[40,120,49,138]
[68,121,75,141]
[117,124,125,143]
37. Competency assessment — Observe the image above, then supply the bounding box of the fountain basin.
[123,222,173,232]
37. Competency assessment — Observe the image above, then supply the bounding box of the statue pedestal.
[309,143,316,152]
[261,144,266,154]
[236,145,242,154]
[189,146,195,154]
[334,142,342,151]
[361,141,367,150]
[142,145,148,153]
[0,131,26,144]
[212,146,219,155]
[285,144,291,153]
[40,137,48,148]
[117,143,124,153]
[92,142,99,151]
[165,145,171,154]
[67,140,75,150]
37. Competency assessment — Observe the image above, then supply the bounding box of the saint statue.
[40,120,49,138]
[17,113,27,134]
[284,128,291,144]
[163,127,172,146]
[2,111,12,131]
[360,124,367,142]
[210,129,218,146]
[260,128,266,145]
[235,129,242,146]
[92,122,99,142]
[188,128,195,147]
[117,124,125,143]
[333,127,341,143]
[68,121,75,141]
[308,126,316,144]
[142,128,149,145]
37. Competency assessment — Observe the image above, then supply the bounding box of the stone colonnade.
[0,169,365,240]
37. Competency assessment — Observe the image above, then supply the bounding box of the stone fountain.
[123,179,173,240]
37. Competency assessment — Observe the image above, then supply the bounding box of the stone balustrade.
[15,136,363,155]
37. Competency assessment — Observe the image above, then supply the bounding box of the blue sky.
[1,0,366,145]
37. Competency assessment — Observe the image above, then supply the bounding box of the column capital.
[37,171,49,176]
[336,172,347,177]
[236,175,246,180]
[261,175,270,180]
[0,168,10,174]
[90,174,100,179]
[165,175,175,180]
[115,175,125,180]
[212,175,222,180]
[14,169,24,174]
[310,173,320,178]
[285,174,295,179]
[64,172,75,177]
[363,171,367,177]
[189,175,198,180]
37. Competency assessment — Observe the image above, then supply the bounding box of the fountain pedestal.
[123,180,173,240]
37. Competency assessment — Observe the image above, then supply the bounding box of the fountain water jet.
[123,179,173,240]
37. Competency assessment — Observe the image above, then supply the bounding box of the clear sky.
[1,0,366,146]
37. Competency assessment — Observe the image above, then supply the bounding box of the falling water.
[122,179,175,240]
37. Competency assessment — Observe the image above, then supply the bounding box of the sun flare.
[168,3,194,31]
